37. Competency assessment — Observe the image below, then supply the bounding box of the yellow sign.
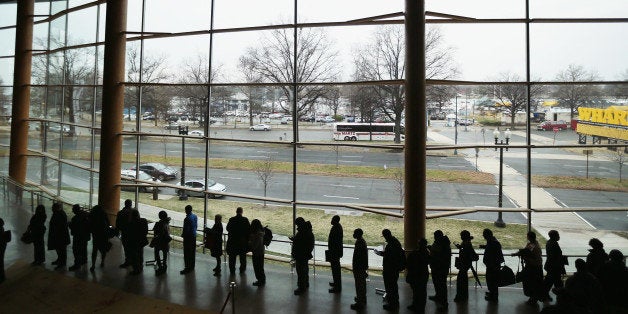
[577,106,628,126]
[576,124,628,141]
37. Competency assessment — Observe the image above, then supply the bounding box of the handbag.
[498,264,516,287]
[21,230,33,244]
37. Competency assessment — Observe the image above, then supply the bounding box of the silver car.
[121,169,161,193]
[177,178,226,198]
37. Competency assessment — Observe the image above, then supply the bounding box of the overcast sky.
[0,0,627,85]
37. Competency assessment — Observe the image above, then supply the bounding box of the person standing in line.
[208,214,223,276]
[89,205,110,272]
[405,238,430,313]
[0,218,8,283]
[597,249,628,313]
[48,202,70,270]
[152,210,171,276]
[291,217,314,295]
[428,230,451,310]
[68,204,90,271]
[327,215,343,293]
[375,229,404,311]
[180,205,197,275]
[28,205,47,266]
[512,231,544,304]
[350,228,368,311]
[128,209,148,275]
[248,219,266,287]
[226,207,250,275]
[586,238,608,279]
[481,228,504,302]
[116,199,133,268]
[453,230,477,303]
[543,230,565,301]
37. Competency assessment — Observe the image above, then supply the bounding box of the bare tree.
[177,54,227,126]
[607,148,625,183]
[483,72,545,128]
[554,64,600,120]
[610,69,628,101]
[238,55,266,125]
[353,26,458,143]
[125,45,171,125]
[392,167,404,206]
[322,86,342,118]
[254,155,275,207]
[239,27,340,121]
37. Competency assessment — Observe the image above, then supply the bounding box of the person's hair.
[527,231,536,242]
[72,204,81,213]
[331,215,340,224]
[158,210,168,220]
[483,228,493,238]
[588,238,603,249]
[548,230,559,240]
[0,218,4,227]
[35,204,46,217]
[418,238,428,248]
[295,217,305,226]
[434,230,443,238]
[215,214,222,222]
[608,249,624,262]
[354,228,363,237]
[382,229,392,238]
[236,207,243,214]
[575,258,587,272]
[185,205,193,213]
[125,199,132,207]
[52,202,62,212]
[131,209,140,220]
[251,219,262,231]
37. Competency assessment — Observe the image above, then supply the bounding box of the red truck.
[536,120,569,131]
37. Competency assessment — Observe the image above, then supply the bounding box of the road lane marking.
[331,184,356,188]
[219,176,242,180]
[341,155,361,158]
[464,192,498,196]
[249,155,271,159]
[256,150,278,154]
[323,195,360,200]
[339,160,361,163]
[440,165,466,168]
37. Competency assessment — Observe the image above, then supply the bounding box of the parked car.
[164,123,180,130]
[189,130,204,137]
[280,117,292,124]
[537,120,568,131]
[456,118,474,126]
[176,178,226,198]
[48,124,71,135]
[250,124,271,131]
[120,169,160,193]
[131,163,178,181]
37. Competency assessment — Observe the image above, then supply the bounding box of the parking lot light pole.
[454,95,459,155]
[179,125,188,200]
[493,128,511,228]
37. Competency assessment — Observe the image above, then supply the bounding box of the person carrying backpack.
[454,230,478,302]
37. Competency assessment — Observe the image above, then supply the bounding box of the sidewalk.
[428,129,628,255]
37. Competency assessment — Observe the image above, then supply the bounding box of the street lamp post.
[454,95,459,155]
[493,128,511,228]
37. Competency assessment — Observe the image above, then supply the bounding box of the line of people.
[12,202,628,313]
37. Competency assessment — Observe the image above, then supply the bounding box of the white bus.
[332,123,405,141]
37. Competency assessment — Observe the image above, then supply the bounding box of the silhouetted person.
[128,209,148,275]
[89,205,110,272]
[429,230,451,310]
[28,205,47,266]
[48,202,70,270]
[180,205,197,274]
[350,228,368,311]
[116,199,134,268]
[482,228,504,302]
[327,215,343,293]
[555,258,603,314]
[375,228,404,310]
[512,231,544,304]
[68,204,90,271]
[586,238,608,278]
[208,214,223,276]
[543,230,566,301]
[152,210,171,276]
[406,238,430,313]
[226,207,250,274]
[291,217,314,295]
[249,219,266,286]
[454,230,478,303]
[597,249,628,313]
[0,218,7,283]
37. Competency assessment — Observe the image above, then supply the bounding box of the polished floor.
[1,199,549,314]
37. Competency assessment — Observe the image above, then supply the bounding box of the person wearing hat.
[454,230,478,303]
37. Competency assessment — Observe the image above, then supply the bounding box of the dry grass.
[532,175,628,192]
